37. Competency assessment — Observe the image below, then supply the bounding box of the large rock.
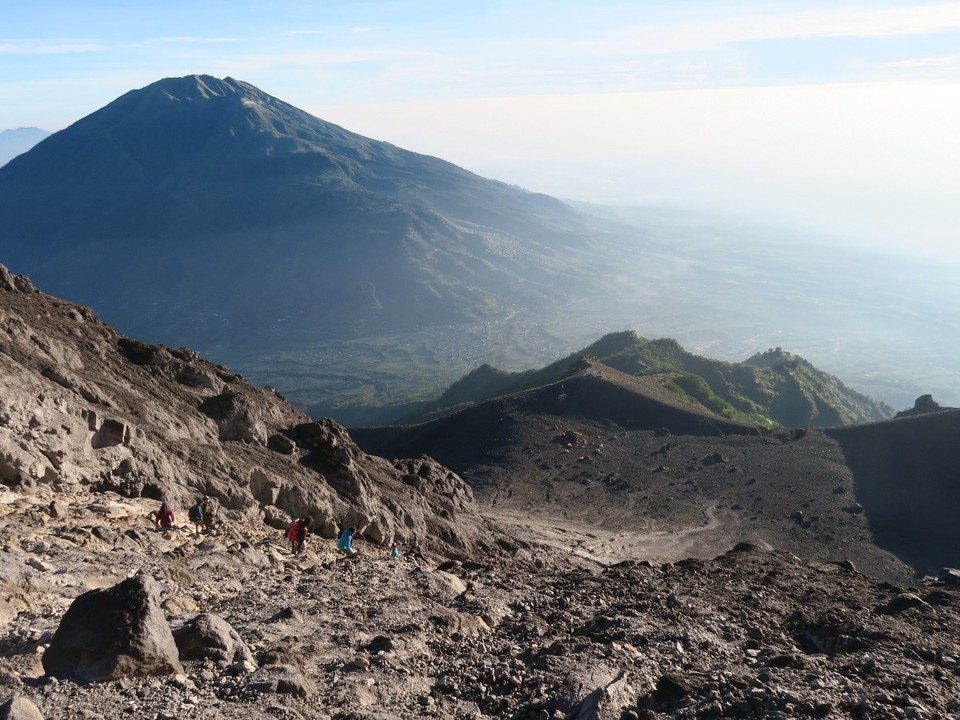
[199,391,268,444]
[246,664,314,697]
[41,571,182,683]
[895,394,945,418]
[171,612,255,668]
[0,696,44,720]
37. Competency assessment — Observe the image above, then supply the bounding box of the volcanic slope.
[5,485,960,720]
[352,359,923,585]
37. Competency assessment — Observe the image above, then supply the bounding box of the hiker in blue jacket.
[338,526,356,557]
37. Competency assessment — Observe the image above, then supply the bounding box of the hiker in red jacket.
[152,501,175,531]
[286,516,312,555]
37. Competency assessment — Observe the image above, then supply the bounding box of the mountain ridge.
[0,126,50,166]
[378,330,892,428]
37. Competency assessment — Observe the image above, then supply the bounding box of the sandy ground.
[484,503,743,567]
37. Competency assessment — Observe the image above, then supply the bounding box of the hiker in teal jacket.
[338,527,356,556]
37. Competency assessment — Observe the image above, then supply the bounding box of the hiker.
[152,501,175,531]
[201,497,218,531]
[286,516,312,555]
[390,543,400,559]
[187,498,205,536]
[337,526,357,557]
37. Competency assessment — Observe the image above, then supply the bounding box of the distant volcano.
[0,126,50,166]
[0,75,607,362]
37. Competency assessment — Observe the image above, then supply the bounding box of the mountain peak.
[145,74,282,112]
[162,73,243,95]
[0,126,52,166]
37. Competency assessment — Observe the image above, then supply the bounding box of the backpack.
[286,520,301,542]
[188,503,203,522]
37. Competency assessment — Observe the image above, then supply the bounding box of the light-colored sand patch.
[484,503,742,566]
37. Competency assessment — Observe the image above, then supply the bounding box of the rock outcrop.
[895,393,949,418]
[171,613,254,670]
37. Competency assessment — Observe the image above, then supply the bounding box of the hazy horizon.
[2,1,959,264]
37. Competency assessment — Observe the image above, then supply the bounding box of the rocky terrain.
[3,264,960,719]
[2,484,960,720]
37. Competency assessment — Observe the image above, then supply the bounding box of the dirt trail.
[484,503,743,566]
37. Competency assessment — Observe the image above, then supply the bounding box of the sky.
[2,0,959,262]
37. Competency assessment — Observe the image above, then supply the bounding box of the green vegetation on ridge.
[385,331,893,429]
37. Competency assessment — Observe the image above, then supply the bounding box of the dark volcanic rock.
[41,571,182,683]
[895,393,947,418]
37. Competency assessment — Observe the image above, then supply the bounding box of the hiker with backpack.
[188,498,205,536]
[286,516,312,555]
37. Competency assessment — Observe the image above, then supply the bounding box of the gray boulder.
[0,696,44,720]
[171,612,255,668]
[41,571,182,683]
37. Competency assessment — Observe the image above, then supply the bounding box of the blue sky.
[2,1,960,259]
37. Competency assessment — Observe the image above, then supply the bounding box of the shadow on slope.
[827,408,960,574]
